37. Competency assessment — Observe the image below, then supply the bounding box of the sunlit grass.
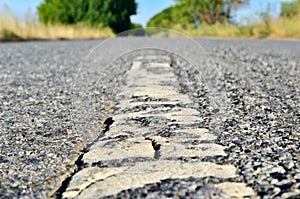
[268,14,300,39]
[185,13,300,39]
[187,23,243,38]
[0,18,114,41]
[0,5,114,41]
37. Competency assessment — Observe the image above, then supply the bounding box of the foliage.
[147,5,193,29]
[0,4,113,41]
[37,0,137,33]
[130,23,143,29]
[258,3,273,37]
[147,0,249,29]
[280,0,300,18]
[174,0,244,25]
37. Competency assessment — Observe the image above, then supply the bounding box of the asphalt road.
[0,38,299,198]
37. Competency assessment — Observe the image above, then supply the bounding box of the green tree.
[280,0,300,18]
[37,0,137,33]
[147,5,194,29]
[175,0,246,25]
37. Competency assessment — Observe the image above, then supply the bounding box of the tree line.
[148,0,249,28]
[38,0,137,33]
[37,0,299,33]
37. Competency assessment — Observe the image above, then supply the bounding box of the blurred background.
[0,0,299,40]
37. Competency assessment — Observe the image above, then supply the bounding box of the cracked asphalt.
[0,38,299,198]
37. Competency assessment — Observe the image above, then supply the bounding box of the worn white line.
[62,56,255,198]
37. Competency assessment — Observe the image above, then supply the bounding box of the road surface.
[0,38,299,198]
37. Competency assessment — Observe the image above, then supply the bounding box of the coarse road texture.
[62,53,254,198]
[0,38,299,199]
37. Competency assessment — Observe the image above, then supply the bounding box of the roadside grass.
[186,12,300,39]
[268,14,300,38]
[0,5,114,41]
[0,18,114,41]
[147,12,300,39]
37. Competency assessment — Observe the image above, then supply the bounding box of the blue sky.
[234,0,290,24]
[0,0,293,27]
[131,0,174,26]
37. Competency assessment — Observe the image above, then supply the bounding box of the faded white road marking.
[62,55,255,198]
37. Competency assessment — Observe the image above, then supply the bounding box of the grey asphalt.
[0,38,299,198]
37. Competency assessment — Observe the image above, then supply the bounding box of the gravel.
[0,38,299,198]
[211,39,300,199]
[0,40,109,198]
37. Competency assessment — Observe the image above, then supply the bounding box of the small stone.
[282,160,294,170]
[276,180,294,190]
[271,179,279,185]
[281,192,300,199]
[270,187,281,198]
[295,173,300,181]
